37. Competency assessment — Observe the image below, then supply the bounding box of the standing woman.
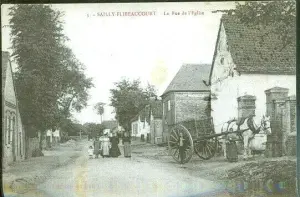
[122,132,131,158]
[110,133,121,157]
[93,137,101,158]
[101,133,111,158]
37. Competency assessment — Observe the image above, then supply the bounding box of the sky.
[1,2,236,124]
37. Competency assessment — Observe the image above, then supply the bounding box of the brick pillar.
[237,95,256,121]
[285,95,297,156]
[264,87,289,157]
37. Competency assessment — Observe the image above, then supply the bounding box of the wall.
[4,61,17,105]
[26,137,39,159]
[162,92,175,142]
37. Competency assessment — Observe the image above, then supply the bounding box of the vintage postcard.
[1,1,297,197]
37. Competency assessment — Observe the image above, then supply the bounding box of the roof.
[102,120,118,130]
[210,15,295,78]
[162,64,211,97]
[2,51,10,95]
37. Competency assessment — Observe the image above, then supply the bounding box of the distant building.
[46,129,61,148]
[131,106,150,138]
[2,51,26,167]
[102,120,118,135]
[130,99,163,143]
[161,64,211,143]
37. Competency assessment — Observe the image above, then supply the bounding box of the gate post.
[264,87,289,157]
[237,95,256,154]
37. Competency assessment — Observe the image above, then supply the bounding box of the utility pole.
[80,130,82,140]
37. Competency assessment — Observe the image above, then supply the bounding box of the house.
[160,64,212,143]
[130,99,163,143]
[102,120,118,135]
[208,15,296,133]
[2,51,26,167]
[45,129,61,148]
[131,106,150,138]
[208,15,296,155]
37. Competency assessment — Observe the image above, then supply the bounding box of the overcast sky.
[1,2,236,124]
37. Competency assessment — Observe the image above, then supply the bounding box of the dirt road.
[16,140,229,197]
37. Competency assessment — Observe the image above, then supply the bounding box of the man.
[178,132,185,164]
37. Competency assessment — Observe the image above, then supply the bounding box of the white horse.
[220,115,272,160]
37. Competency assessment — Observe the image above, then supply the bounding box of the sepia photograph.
[1,1,297,197]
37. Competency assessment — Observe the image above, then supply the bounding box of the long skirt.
[101,141,110,156]
[110,145,121,157]
[123,142,131,157]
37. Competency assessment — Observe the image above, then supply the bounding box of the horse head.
[261,115,272,135]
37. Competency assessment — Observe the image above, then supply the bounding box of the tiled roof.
[2,51,9,95]
[221,15,296,75]
[102,120,118,130]
[162,64,211,96]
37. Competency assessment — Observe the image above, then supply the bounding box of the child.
[88,146,94,159]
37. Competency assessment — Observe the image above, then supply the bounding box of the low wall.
[25,137,39,159]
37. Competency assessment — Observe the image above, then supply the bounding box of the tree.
[109,78,157,131]
[94,102,105,123]
[212,1,296,51]
[9,5,93,150]
[83,123,105,138]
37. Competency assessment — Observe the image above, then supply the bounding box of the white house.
[46,129,61,147]
[2,51,26,167]
[208,15,296,134]
[131,106,150,138]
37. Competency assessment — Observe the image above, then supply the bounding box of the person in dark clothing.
[178,132,185,164]
[109,133,121,157]
[122,132,131,157]
[93,137,101,158]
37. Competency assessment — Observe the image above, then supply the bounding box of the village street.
[5,138,231,197]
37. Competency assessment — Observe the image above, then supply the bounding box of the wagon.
[168,117,232,164]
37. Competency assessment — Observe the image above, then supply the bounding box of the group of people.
[88,131,132,158]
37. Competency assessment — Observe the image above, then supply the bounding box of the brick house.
[2,51,26,167]
[161,64,211,143]
[208,15,296,155]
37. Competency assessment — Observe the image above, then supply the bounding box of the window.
[8,116,11,144]
[220,57,224,65]
[167,100,171,111]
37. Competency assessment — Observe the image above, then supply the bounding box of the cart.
[168,117,240,164]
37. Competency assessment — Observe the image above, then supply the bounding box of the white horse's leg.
[243,135,249,160]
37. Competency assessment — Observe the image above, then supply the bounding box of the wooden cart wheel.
[194,137,217,160]
[168,124,194,164]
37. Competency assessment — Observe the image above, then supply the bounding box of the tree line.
[9,5,93,150]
